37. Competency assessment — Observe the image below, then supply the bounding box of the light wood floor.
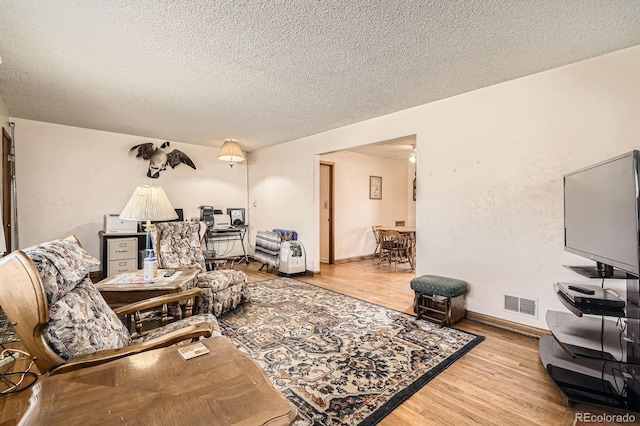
[242,258,637,426]
[1,259,636,425]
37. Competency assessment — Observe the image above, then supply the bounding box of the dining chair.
[371,225,383,264]
[378,229,411,271]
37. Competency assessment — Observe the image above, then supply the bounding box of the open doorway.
[320,161,334,264]
[318,135,416,264]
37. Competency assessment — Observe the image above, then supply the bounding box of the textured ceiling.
[0,1,639,152]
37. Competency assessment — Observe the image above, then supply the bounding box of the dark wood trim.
[334,255,372,264]
[89,271,102,283]
[320,161,335,264]
[2,127,12,252]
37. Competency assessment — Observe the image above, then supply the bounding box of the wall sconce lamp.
[217,139,246,167]
[409,145,416,163]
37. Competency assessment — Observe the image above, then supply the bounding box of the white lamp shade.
[217,140,245,164]
[119,185,178,222]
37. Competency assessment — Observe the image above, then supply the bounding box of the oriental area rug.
[218,277,484,426]
[0,308,19,345]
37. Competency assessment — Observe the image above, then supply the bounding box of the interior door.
[319,162,334,264]
[2,127,11,252]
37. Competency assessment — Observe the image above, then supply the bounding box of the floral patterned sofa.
[151,221,250,316]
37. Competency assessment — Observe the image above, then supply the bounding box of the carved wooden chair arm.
[50,322,214,376]
[112,288,202,335]
[112,288,202,316]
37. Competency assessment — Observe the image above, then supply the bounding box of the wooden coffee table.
[95,268,199,307]
[19,336,298,425]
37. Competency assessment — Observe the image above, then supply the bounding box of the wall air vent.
[503,294,538,318]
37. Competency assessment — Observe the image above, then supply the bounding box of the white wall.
[0,96,9,131]
[13,119,248,265]
[320,150,409,260]
[249,45,640,328]
[246,142,315,256]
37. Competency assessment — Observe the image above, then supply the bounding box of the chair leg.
[378,248,388,266]
[378,250,385,266]
[371,242,380,264]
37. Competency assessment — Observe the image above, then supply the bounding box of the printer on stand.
[212,214,233,229]
[104,214,138,233]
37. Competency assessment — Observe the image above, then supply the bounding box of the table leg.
[239,230,249,264]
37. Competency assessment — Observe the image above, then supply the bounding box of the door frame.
[320,161,335,264]
[2,127,11,252]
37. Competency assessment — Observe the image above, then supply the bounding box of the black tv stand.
[563,265,629,280]
[540,273,640,411]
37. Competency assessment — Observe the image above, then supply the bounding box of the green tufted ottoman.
[410,275,469,326]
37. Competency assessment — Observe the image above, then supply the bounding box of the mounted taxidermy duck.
[129,141,196,178]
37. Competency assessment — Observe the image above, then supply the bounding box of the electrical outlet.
[0,351,16,367]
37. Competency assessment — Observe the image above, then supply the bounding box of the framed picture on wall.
[227,208,246,225]
[369,176,382,200]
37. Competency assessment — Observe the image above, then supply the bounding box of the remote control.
[568,285,595,295]
[164,270,176,277]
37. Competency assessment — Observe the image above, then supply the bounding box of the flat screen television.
[564,150,640,278]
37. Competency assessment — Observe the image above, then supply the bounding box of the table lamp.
[119,184,178,257]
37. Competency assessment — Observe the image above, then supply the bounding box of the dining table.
[378,226,416,270]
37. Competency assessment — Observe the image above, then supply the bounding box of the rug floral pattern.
[218,278,483,426]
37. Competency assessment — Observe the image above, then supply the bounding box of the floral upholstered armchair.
[150,221,250,316]
[0,237,219,375]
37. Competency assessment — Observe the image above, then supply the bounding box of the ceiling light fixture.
[217,139,245,167]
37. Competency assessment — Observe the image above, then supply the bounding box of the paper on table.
[104,270,182,285]
[177,342,210,360]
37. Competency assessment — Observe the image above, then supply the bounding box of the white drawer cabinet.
[99,232,147,278]
[106,237,137,276]
[108,258,138,276]
[108,238,137,261]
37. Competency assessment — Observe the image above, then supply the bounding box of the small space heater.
[279,241,306,276]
